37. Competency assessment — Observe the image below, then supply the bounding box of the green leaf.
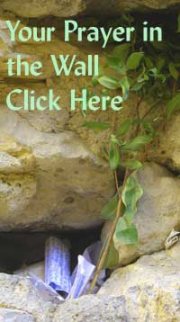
[124,160,143,170]
[145,56,154,69]
[113,44,131,64]
[122,175,143,210]
[126,52,144,70]
[121,174,143,223]
[92,77,99,86]
[83,121,110,131]
[122,135,152,151]
[169,63,179,80]
[109,142,120,170]
[106,56,121,69]
[101,194,118,220]
[103,242,119,269]
[177,14,180,33]
[115,222,138,245]
[142,121,156,137]
[116,216,129,231]
[156,56,166,71]
[167,93,180,117]
[111,134,120,145]
[148,68,158,77]
[131,82,144,92]
[117,119,132,136]
[119,76,130,99]
[98,76,120,90]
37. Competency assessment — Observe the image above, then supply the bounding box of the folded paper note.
[45,236,71,296]
[68,255,95,299]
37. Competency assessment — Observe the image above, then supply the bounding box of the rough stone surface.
[0,107,114,231]
[0,18,115,231]
[0,245,179,321]
[0,309,35,322]
[149,114,180,173]
[0,274,60,322]
[16,261,44,280]
[0,0,180,17]
[99,243,180,322]
[102,162,180,265]
[0,17,179,233]
[53,295,128,322]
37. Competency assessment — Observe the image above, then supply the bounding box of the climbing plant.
[83,13,180,291]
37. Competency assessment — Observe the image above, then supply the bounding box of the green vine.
[84,13,180,292]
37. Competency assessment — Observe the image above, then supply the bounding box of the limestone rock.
[0,0,85,18]
[0,17,141,152]
[0,275,128,322]
[16,261,44,280]
[0,273,127,322]
[102,162,180,265]
[0,106,114,231]
[0,0,180,17]
[99,243,180,322]
[0,309,35,322]
[0,17,114,231]
[149,114,180,173]
[53,295,128,322]
[0,244,179,322]
[0,273,60,322]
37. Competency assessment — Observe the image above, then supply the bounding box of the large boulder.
[102,162,180,265]
[0,0,180,17]
[0,107,113,231]
[0,275,128,322]
[99,243,180,322]
[0,273,60,322]
[0,18,114,231]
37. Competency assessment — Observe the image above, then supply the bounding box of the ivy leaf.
[122,135,152,151]
[124,160,143,170]
[109,142,120,170]
[126,52,144,70]
[101,194,118,220]
[169,63,179,80]
[117,119,132,136]
[167,93,180,118]
[83,121,110,132]
[98,76,120,89]
[115,221,138,245]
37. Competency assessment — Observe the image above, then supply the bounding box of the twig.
[142,99,161,120]
[114,171,120,197]
[88,96,142,292]
[135,96,143,135]
[88,169,129,293]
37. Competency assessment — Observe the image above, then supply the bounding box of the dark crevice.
[0,226,102,273]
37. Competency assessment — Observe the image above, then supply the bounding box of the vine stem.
[88,97,143,293]
[88,169,129,293]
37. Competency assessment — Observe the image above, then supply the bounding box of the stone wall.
[0,11,180,231]
[0,0,180,17]
[0,2,179,321]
